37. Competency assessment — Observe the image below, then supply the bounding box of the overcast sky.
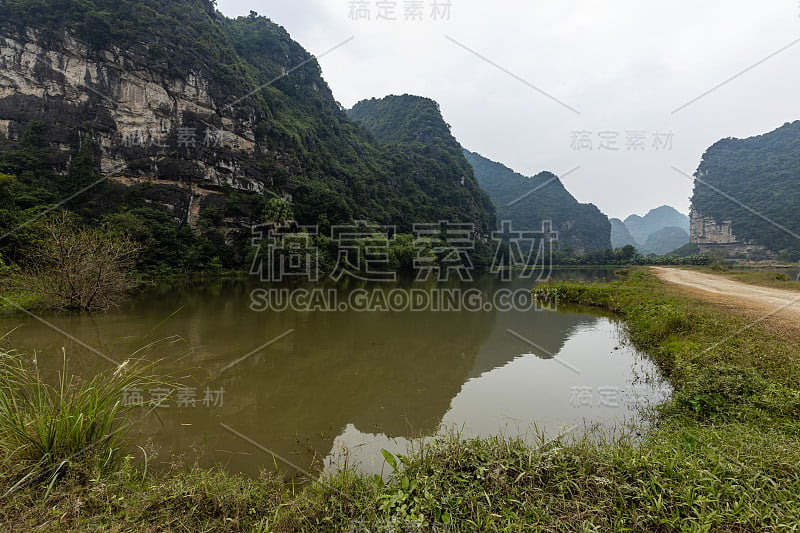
[216,0,800,220]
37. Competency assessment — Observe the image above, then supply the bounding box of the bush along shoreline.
[2,268,800,531]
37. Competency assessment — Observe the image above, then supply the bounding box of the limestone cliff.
[689,208,770,258]
[0,25,268,229]
[0,0,496,254]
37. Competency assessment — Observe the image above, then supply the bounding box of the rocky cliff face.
[0,24,283,229]
[0,1,497,253]
[689,208,770,258]
[689,209,735,245]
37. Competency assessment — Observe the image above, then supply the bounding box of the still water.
[0,269,669,478]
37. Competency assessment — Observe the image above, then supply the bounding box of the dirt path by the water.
[651,267,800,334]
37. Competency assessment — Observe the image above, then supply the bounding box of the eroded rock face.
[690,208,736,245]
[0,15,499,242]
[0,26,278,228]
[690,208,770,258]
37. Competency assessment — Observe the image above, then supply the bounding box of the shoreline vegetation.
[5,257,796,317]
[1,269,799,530]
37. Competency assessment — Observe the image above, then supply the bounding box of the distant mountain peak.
[346,95,496,232]
[622,205,690,249]
[463,150,611,253]
[610,218,637,249]
[348,94,451,146]
[625,205,686,222]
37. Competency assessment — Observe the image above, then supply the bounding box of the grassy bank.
[718,269,800,291]
[3,269,800,531]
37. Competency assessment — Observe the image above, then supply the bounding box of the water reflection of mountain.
[126,286,499,476]
[467,308,601,379]
[0,274,618,477]
[464,273,608,378]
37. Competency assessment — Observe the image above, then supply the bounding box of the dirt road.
[651,267,800,332]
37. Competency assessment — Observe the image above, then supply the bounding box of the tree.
[616,245,637,262]
[0,253,10,276]
[65,135,101,195]
[262,197,294,225]
[0,173,15,209]
[17,213,141,311]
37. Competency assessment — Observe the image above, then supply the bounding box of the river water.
[0,269,669,478]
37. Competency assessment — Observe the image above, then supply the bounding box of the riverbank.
[0,269,246,316]
[0,290,44,315]
[2,268,800,531]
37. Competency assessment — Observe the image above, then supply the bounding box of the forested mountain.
[623,206,690,248]
[0,0,494,273]
[347,95,496,232]
[690,121,800,257]
[461,151,611,253]
[610,218,637,249]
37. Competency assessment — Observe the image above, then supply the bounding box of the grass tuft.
[0,350,162,497]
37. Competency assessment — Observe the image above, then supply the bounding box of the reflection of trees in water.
[468,307,602,379]
[184,301,498,477]
[0,273,614,478]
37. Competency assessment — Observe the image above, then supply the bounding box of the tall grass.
[0,350,161,496]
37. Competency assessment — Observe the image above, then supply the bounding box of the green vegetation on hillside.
[0,3,497,280]
[463,150,612,253]
[348,95,496,232]
[0,122,235,276]
[691,120,800,256]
